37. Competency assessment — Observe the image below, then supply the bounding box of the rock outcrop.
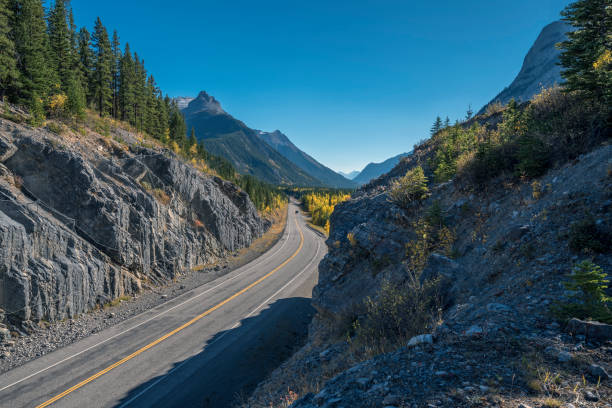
[0,117,265,324]
[478,20,571,114]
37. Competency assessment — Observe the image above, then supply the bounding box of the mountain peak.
[183,90,225,115]
[478,20,571,114]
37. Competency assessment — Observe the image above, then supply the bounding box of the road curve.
[0,201,326,408]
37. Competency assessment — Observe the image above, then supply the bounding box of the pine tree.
[444,116,450,128]
[119,42,135,122]
[91,17,112,116]
[559,0,612,104]
[0,0,18,101]
[556,260,612,323]
[156,93,169,141]
[11,0,55,104]
[133,53,147,130]
[169,102,186,146]
[189,127,197,146]
[77,27,94,105]
[465,104,473,120]
[64,7,84,117]
[111,30,120,118]
[48,0,72,90]
[430,116,442,136]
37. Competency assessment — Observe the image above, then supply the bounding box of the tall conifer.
[48,0,71,89]
[91,17,112,116]
[0,0,18,101]
[559,0,612,105]
[111,30,120,118]
[11,0,54,104]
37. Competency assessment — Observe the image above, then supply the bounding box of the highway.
[0,201,325,408]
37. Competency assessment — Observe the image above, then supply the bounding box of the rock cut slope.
[246,100,612,407]
[0,114,265,325]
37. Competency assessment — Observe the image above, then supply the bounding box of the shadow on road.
[115,296,315,408]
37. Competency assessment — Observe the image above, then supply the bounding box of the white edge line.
[117,238,321,407]
[0,216,295,393]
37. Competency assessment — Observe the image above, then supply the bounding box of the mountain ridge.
[257,130,357,189]
[352,152,411,185]
[478,20,571,114]
[182,92,321,186]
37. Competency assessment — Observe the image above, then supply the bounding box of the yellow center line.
[36,219,304,408]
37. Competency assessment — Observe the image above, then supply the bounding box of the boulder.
[566,318,612,342]
[407,334,433,347]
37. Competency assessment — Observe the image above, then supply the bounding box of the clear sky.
[67,0,572,173]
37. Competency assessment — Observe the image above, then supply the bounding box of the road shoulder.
[0,204,290,375]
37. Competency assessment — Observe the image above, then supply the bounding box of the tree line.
[1,0,181,135]
[291,188,352,234]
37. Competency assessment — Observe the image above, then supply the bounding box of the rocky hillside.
[246,89,611,407]
[257,130,356,189]
[0,108,265,326]
[182,92,321,186]
[352,152,411,186]
[478,21,571,114]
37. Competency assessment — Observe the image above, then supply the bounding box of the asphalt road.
[0,201,326,408]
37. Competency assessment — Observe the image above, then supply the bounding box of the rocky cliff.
[246,106,612,407]
[0,114,265,325]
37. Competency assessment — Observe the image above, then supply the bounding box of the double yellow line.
[36,219,304,408]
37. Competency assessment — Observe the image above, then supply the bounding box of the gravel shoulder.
[0,204,288,374]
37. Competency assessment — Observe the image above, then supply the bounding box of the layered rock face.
[0,118,264,323]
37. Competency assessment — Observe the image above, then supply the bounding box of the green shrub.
[388,166,429,208]
[463,140,518,184]
[425,200,444,227]
[515,134,550,178]
[353,278,440,352]
[46,122,64,135]
[554,261,612,324]
[568,217,611,254]
[431,124,480,183]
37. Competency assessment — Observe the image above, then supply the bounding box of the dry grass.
[151,188,171,206]
[103,295,132,309]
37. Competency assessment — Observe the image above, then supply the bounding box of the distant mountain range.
[338,170,359,180]
[257,130,356,189]
[179,21,569,189]
[181,92,355,188]
[478,20,571,114]
[182,91,320,186]
[352,152,411,186]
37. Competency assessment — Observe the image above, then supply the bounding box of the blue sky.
[68,0,572,173]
